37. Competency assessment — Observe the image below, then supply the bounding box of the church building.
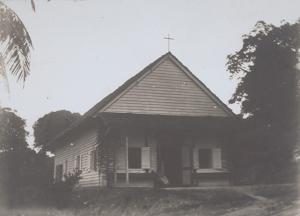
[48,52,235,188]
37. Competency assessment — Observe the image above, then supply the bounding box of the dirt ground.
[0,184,298,216]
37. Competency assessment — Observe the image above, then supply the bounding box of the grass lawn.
[0,184,298,216]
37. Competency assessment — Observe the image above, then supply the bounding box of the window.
[64,160,68,174]
[128,147,141,169]
[198,149,212,168]
[90,149,98,171]
[55,164,63,181]
[75,155,81,170]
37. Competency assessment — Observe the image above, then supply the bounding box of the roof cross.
[164,34,174,52]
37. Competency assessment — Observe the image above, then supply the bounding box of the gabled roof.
[47,52,234,148]
[83,52,169,117]
[167,53,234,116]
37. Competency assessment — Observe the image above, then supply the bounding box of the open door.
[182,145,192,185]
[161,142,182,186]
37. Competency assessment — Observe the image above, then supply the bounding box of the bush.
[52,169,82,208]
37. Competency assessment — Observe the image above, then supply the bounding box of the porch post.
[190,143,194,186]
[125,136,129,184]
[96,122,109,189]
[156,133,162,174]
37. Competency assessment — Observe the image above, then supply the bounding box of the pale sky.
[1,0,300,145]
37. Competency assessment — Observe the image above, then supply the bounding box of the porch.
[97,113,234,188]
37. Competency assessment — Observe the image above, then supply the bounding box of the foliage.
[0,149,54,206]
[0,107,28,152]
[0,1,33,85]
[64,188,254,215]
[227,21,300,183]
[33,110,81,151]
[0,107,54,207]
[0,107,28,206]
[227,21,300,120]
[51,169,82,208]
[27,151,54,204]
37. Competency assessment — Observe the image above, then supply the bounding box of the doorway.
[160,137,182,186]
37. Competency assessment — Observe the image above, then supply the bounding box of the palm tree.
[0,1,33,89]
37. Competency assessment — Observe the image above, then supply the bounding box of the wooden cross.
[164,34,174,52]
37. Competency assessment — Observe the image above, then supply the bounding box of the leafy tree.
[0,107,55,207]
[33,110,81,151]
[228,21,300,120]
[0,107,28,206]
[227,21,300,183]
[0,107,28,152]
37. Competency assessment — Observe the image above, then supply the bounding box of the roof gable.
[46,52,234,149]
[101,53,232,117]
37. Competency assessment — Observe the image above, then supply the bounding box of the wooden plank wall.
[53,128,103,187]
[104,59,228,117]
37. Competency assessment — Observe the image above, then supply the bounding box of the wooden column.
[125,136,129,184]
[157,142,161,174]
[96,124,105,189]
[190,143,194,186]
[114,138,118,184]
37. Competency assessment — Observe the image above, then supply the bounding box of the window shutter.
[87,151,92,171]
[74,156,77,169]
[193,148,199,169]
[80,154,83,170]
[95,146,99,170]
[141,147,150,169]
[89,150,97,171]
[213,148,222,169]
[182,146,190,168]
[74,155,81,170]
[95,148,98,170]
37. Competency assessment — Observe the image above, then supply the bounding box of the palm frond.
[31,0,36,12]
[0,54,9,93]
[0,1,33,83]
